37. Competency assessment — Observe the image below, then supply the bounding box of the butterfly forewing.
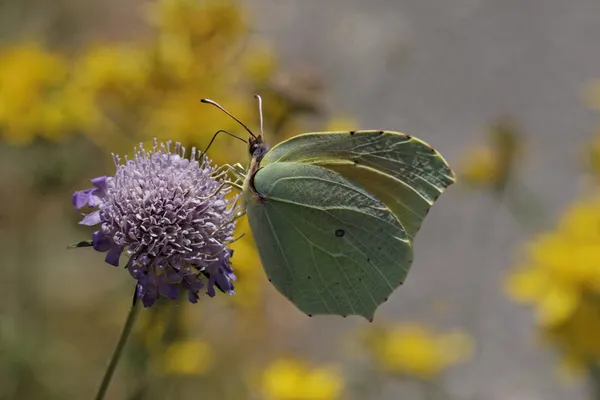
[260,130,455,239]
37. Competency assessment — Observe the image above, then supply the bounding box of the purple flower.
[73,139,240,307]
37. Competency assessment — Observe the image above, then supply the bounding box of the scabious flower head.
[72,139,239,307]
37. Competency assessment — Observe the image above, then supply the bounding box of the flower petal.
[92,230,112,252]
[72,189,93,209]
[160,282,179,300]
[91,176,108,190]
[87,191,104,208]
[79,210,102,226]
[105,247,123,266]
[188,291,199,303]
[142,290,159,307]
[536,285,579,326]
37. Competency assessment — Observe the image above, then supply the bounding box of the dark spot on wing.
[376,246,382,250]
[335,229,345,237]
[358,278,362,282]
[307,275,312,280]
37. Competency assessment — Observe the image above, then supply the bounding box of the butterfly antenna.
[254,94,264,138]
[200,98,257,139]
[202,129,247,156]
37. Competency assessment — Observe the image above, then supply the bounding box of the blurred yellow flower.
[229,218,263,310]
[459,146,501,186]
[584,130,600,181]
[459,118,521,190]
[261,358,344,400]
[506,196,600,369]
[323,116,358,132]
[0,43,69,144]
[243,43,277,83]
[584,79,600,111]
[146,0,244,40]
[363,323,473,380]
[0,0,281,151]
[160,340,214,375]
[72,44,150,94]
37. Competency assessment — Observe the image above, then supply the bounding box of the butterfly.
[201,96,455,321]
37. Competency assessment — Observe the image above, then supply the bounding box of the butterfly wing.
[260,131,455,238]
[246,161,411,320]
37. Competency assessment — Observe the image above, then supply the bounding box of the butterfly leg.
[211,163,247,181]
[192,231,247,260]
[198,182,229,199]
[224,232,246,247]
[211,163,247,192]
[212,209,247,237]
[226,181,244,191]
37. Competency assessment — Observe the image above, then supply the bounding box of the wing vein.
[265,196,407,240]
[265,205,332,314]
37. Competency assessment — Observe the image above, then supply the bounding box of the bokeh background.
[2,0,600,399]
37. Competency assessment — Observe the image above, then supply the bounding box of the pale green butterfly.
[201,96,455,321]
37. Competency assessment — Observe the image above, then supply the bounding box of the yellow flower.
[0,0,285,152]
[583,79,600,111]
[242,42,277,83]
[459,118,521,190]
[146,0,245,43]
[228,217,263,310]
[506,195,600,369]
[160,340,214,375]
[0,43,69,144]
[545,298,600,370]
[584,130,600,181]
[323,116,358,132]
[363,323,472,380]
[459,146,501,186]
[261,358,344,400]
[73,44,149,94]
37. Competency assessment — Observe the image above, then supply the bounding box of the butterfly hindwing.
[246,161,411,320]
[260,131,455,238]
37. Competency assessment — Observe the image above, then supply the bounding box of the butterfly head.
[249,134,268,159]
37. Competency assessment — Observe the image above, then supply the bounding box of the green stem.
[95,295,140,400]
